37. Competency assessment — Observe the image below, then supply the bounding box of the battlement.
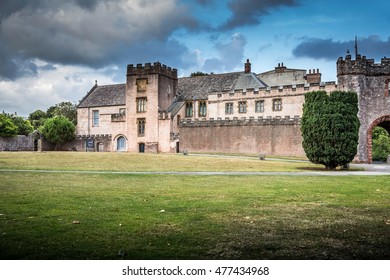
[127,62,178,79]
[179,115,301,128]
[337,55,390,76]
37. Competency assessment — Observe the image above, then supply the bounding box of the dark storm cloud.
[113,39,199,70]
[75,0,100,10]
[293,36,390,60]
[220,0,299,30]
[0,0,200,80]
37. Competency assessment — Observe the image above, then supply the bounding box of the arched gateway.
[366,116,390,163]
[337,54,390,163]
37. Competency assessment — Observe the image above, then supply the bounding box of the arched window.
[385,79,390,97]
[117,136,126,151]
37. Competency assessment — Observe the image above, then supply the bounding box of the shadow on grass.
[1,218,388,260]
[296,166,364,172]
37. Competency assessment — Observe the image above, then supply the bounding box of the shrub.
[301,91,360,170]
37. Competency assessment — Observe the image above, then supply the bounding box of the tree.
[0,114,18,137]
[190,71,209,77]
[301,90,359,170]
[40,116,75,150]
[3,112,34,136]
[372,126,390,162]
[47,102,77,125]
[28,110,47,129]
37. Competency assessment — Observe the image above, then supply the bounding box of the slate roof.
[78,84,126,108]
[78,72,268,108]
[177,72,267,100]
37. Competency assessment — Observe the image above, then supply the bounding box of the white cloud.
[0,62,121,117]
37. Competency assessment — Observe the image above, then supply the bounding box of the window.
[92,110,99,126]
[137,98,147,112]
[386,80,390,97]
[185,102,193,117]
[198,101,207,117]
[177,115,181,126]
[119,108,126,115]
[238,101,247,113]
[117,136,126,151]
[225,103,233,114]
[255,100,264,113]
[137,118,146,137]
[273,99,282,111]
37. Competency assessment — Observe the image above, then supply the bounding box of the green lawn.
[0,152,389,260]
[0,151,317,172]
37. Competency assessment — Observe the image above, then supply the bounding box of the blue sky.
[1,0,389,116]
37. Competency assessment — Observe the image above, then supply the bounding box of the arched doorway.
[117,136,126,151]
[366,115,390,163]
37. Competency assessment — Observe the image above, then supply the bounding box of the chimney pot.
[244,59,251,73]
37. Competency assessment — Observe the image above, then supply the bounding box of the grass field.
[0,151,318,172]
[0,152,389,260]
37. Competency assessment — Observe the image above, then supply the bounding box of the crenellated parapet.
[179,115,301,128]
[337,55,390,77]
[127,62,178,79]
[77,134,112,139]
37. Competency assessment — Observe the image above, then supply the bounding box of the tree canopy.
[372,126,390,162]
[190,71,209,77]
[40,116,75,150]
[0,114,18,137]
[301,90,360,170]
[28,102,77,130]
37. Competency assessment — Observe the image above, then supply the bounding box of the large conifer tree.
[301,91,359,170]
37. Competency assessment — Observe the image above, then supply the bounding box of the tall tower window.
[185,102,193,117]
[137,97,147,112]
[137,118,146,137]
[198,101,207,117]
[92,110,99,126]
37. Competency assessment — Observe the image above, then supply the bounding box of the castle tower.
[125,62,178,153]
[337,54,390,162]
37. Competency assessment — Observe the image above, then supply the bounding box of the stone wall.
[0,135,35,151]
[179,116,305,157]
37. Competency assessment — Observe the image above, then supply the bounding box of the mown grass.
[0,171,389,260]
[0,152,318,172]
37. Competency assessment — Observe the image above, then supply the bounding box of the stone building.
[337,54,390,163]
[76,53,390,162]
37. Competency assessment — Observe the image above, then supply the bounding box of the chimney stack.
[244,59,251,73]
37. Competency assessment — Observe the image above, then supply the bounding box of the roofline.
[77,83,126,108]
[78,103,126,109]
[77,83,98,108]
